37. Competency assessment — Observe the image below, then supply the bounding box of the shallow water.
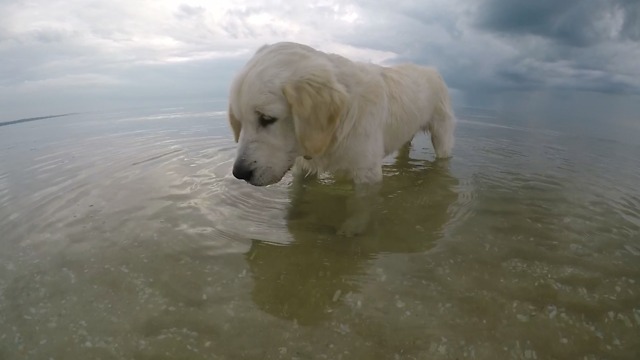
[1,104,639,359]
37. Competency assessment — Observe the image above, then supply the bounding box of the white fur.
[227,42,455,235]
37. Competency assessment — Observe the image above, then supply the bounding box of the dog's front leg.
[337,168,382,237]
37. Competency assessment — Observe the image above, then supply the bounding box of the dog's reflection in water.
[245,144,459,325]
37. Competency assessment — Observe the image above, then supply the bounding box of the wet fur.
[228,42,455,235]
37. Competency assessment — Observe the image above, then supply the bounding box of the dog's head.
[227,43,347,186]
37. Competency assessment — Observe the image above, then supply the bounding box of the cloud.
[176,4,206,18]
[476,0,640,46]
[333,0,640,95]
[1,0,639,120]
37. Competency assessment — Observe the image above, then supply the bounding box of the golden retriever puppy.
[227,42,455,236]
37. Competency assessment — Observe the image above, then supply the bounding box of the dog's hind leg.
[428,115,454,159]
[427,95,455,159]
[424,71,455,159]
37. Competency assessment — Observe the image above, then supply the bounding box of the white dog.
[227,42,455,236]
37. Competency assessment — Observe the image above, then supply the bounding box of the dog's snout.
[232,162,254,182]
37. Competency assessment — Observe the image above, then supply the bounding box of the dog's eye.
[258,113,277,127]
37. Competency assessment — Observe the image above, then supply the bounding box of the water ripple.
[1,108,639,360]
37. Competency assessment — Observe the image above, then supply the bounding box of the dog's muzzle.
[232,162,254,182]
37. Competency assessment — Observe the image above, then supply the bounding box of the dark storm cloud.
[338,0,640,95]
[469,0,640,94]
[494,58,639,94]
[476,0,640,46]
[620,0,640,40]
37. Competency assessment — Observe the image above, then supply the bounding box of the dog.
[227,42,455,236]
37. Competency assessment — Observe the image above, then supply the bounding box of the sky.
[1,0,639,122]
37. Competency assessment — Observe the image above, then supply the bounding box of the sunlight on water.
[0,105,639,359]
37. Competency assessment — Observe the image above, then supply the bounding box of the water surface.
[1,104,639,359]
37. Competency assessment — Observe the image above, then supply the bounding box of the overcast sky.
[1,0,639,121]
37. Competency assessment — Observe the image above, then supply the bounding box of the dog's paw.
[337,216,368,237]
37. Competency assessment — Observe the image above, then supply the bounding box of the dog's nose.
[232,163,254,181]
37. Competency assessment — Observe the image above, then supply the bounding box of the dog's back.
[378,64,455,157]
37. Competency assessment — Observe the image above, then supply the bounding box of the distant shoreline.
[0,113,79,127]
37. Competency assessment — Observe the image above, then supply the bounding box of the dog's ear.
[228,106,241,143]
[283,68,347,157]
